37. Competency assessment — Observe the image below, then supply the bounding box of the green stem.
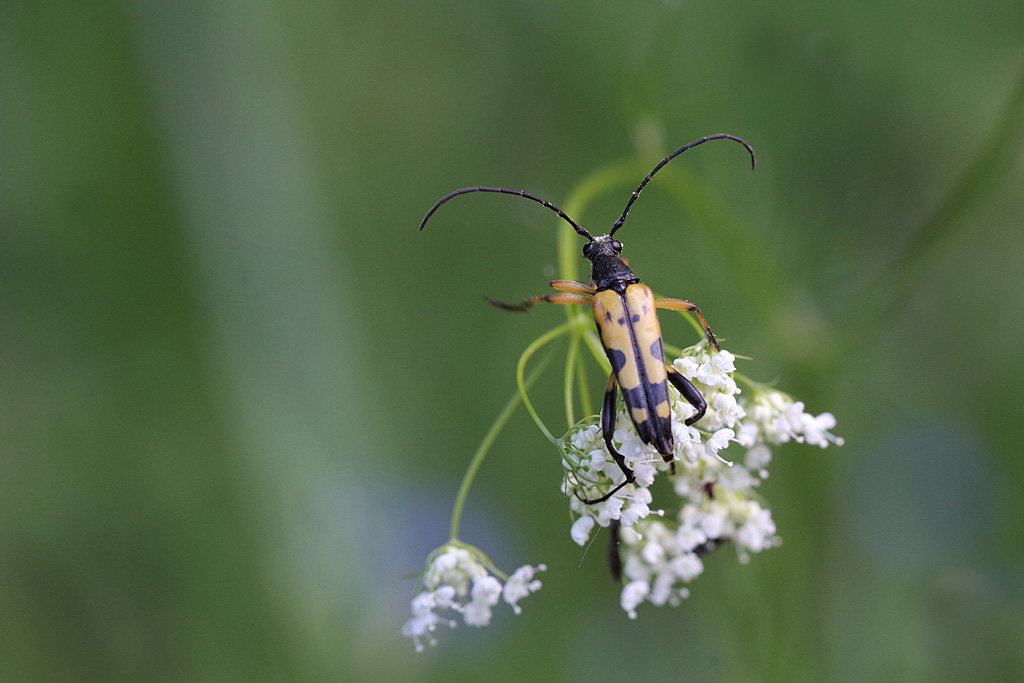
[582,328,611,372]
[517,320,579,445]
[575,346,593,417]
[563,334,580,428]
[449,352,554,542]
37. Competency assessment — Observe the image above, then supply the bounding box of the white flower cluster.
[560,345,842,618]
[402,543,545,652]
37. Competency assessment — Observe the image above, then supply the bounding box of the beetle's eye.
[611,240,623,253]
[582,242,594,258]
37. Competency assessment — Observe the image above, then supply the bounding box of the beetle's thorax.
[584,235,638,293]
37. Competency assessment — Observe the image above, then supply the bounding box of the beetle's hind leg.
[486,280,595,312]
[575,373,635,505]
[655,298,720,351]
[608,518,623,581]
[666,364,707,426]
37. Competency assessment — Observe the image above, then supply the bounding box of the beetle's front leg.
[575,373,635,505]
[666,364,707,426]
[550,280,597,295]
[655,298,720,351]
[486,280,595,312]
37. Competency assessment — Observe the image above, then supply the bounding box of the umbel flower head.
[402,342,841,649]
[561,344,842,618]
[402,543,545,652]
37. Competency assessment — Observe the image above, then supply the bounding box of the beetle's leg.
[575,373,635,505]
[666,364,707,426]
[608,518,622,582]
[550,280,597,295]
[486,291,592,312]
[487,280,595,311]
[599,373,634,477]
[655,298,720,351]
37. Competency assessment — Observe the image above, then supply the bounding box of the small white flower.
[619,487,655,526]
[711,349,737,373]
[698,508,728,540]
[649,572,677,606]
[621,580,650,619]
[570,514,596,545]
[718,464,756,491]
[669,552,704,582]
[640,536,666,565]
[734,421,759,447]
[503,564,546,614]
[673,356,700,379]
[571,424,599,450]
[744,444,772,474]
[711,392,746,429]
[773,399,806,443]
[704,428,735,462]
[735,503,777,554]
[463,575,502,626]
[424,546,486,597]
[672,420,700,447]
[401,586,459,652]
[676,518,708,552]
[802,412,845,447]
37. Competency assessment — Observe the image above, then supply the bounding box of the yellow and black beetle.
[420,134,755,504]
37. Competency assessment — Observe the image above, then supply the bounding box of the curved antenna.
[609,134,756,237]
[419,186,594,240]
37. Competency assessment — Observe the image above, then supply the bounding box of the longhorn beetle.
[420,134,755,504]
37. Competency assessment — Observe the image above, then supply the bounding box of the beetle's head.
[582,234,623,262]
[583,234,636,291]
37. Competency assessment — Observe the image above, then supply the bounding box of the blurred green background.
[2,0,1023,681]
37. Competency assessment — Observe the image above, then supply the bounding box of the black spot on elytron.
[605,311,612,321]
[647,379,669,406]
[620,385,644,407]
[649,340,664,361]
[608,347,628,373]
[619,385,654,442]
[617,317,626,326]
[631,313,641,323]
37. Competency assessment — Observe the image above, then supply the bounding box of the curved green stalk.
[449,350,554,542]
[563,334,580,428]
[516,320,579,445]
[582,328,611,372]
[575,347,593,417]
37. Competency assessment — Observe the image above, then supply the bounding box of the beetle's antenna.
[609,134,756,237]
[420,186,594,241]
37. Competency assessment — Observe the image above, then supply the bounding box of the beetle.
[419,134,755,504]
